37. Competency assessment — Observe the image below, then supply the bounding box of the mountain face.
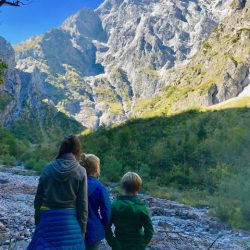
[0,37,83,142]
[14,0,233,129]
[132,0,250,117]
[0,38,21,125]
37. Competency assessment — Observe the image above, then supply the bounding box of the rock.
[12,0,232,129]
[0,179,9,184]
[131,0,250,117]
[1,163,250,250]
[231,0,247,11]
[0,37,83,139]
[0,222,8,232]
[151,207,167,216]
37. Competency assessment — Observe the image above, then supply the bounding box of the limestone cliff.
[14,0,232,128]
[0,37,83,142]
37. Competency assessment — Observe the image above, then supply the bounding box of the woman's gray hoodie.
[34,153,88,233]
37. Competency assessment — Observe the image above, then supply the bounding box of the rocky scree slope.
[0,37,83,142]
[132,1,250,118]
[14,0,232,128]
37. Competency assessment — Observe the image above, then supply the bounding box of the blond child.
[106,172,154,250]
[80,154,111,250]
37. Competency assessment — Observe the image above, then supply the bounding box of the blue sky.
[0,0,104,44]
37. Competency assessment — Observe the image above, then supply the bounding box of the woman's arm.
[34,178,44,225]
[76,171,88,234]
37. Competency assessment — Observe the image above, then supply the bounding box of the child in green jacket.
[106,172,154,250]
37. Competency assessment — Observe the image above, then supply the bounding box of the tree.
[0,0,30,7]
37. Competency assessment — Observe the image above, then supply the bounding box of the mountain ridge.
[132,0,250,118]
[0,37,84,142]
[12,0,234,129]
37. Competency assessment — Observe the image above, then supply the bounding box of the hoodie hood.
[117,195,145,205]
[48,153,80,182]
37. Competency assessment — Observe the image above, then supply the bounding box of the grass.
[94,85,124,115]
[150,187,210,207]
[140,67,160,77]
[211,97,250,110]
[225,53,243,64]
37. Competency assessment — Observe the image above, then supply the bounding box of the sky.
[0,0,104,44]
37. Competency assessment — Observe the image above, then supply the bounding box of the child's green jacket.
[106,195,154,250]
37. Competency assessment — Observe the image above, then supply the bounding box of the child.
[80,154,111,250]
[106,172,154,250]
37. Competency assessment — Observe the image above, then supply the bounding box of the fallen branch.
[207,234,223,250]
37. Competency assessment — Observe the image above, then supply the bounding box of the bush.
[33,159,47,173]
[80,108,250,230]
[211,170,250,230]
[24,159,37,170]
[102,156,123,182]
[0,154,16,165]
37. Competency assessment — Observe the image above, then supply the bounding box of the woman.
[28,135,88,250]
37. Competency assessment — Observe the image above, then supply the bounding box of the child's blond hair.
[80,153,100,176]
[121,172,142,193]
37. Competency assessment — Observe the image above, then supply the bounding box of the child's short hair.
[80,153,100,176]
[121,172,142,193]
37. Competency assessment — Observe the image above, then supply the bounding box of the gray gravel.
[1,166,250,250]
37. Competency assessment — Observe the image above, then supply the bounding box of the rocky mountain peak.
[61,8,107,42]
[0,37,16,69]
[13,0,235,129]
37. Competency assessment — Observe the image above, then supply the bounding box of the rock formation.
[13,0,233,128]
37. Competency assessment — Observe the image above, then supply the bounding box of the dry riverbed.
[0,166,250,250]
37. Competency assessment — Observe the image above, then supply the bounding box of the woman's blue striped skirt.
[27,209,85,250]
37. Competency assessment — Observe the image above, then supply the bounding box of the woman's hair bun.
[80,153,87,164]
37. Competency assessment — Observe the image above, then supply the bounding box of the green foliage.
[23,157,47,173]
[0,126,28,165]
[140,67,160,77]
[0,102,83,172]
[225,53,243,64]
[0,91,13,111]
[203,41,212,49]
[93,79,124,115]
[211,169,250,230]
[0,125,50,171]
[151,187,209,207]
[11,105,84,143]
[102,156,123,182]
[81,108,250,229]
[24,159,37,170]
[0,154,17,165]
[0,60,7,85]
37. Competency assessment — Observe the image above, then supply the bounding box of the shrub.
[102,156,123,182]
[33,159,47,173]
[0,60,7,84]
[0,154,16,165]
[24,159,37,170]
[211,170,250,230]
